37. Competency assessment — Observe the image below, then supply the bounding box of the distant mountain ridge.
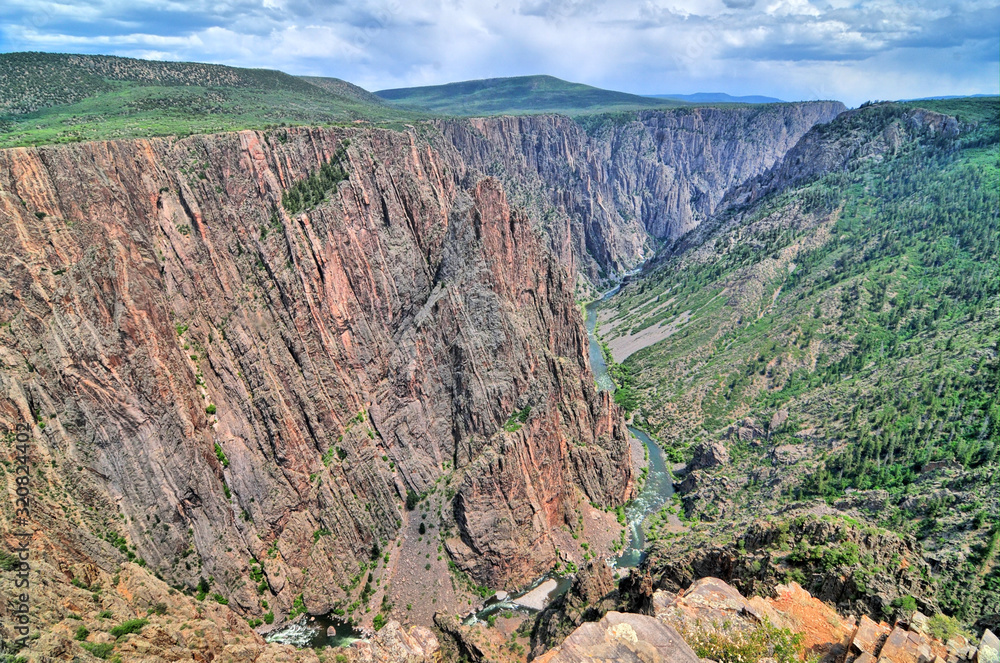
[648,92,784,104]
[375,74,686,115]
[902,93,995,101]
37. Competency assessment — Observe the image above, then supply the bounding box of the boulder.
[852,615,891,655]
[535,611,701,663]
[769,409,789,431]
[689,441,730,470]
[677,471,702,495]
[977,630,999,663]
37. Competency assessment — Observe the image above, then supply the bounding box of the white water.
[585,290,674,568]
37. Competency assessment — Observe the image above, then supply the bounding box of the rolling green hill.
[375,74,684,116]
[596,96,1000,623]
[297,75,388,107]
[0,52,416,147]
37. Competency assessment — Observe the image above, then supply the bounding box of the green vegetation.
[109,618,148,637]
[281,141,350,214]
[376,74,685,116]
[289,593,307,619]
[0,52,420,147]
[195,577,211,601]
[926,613,972,642]
[605,97,998,482]
[503,406,532,432]
[213,442,228,467]
[74,625,89,641]
[600,343,639,413]
[81,642,115,659]
[0,550,20,571]
[679,618,805,663]
[599,96,1000,623]
[890,595,918,614]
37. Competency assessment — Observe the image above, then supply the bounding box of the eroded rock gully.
[0,125,634,641]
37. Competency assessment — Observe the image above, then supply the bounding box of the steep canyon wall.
[0,126,632,630]
[437,102,845,287]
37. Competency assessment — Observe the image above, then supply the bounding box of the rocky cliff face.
[726,104,962,208]
[437,102,845,287]
[0,124,633,641]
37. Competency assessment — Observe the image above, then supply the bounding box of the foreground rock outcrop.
[644,515,939,621]
[535,611,701,663]
[542,577,998,663]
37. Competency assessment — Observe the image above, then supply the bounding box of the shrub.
[263,611,274,624]
[81,642,115,659]
[206,404,217,415]
[0,550,20,571]
[109,618,148,637]
[890,595,918,614]
[75,625,90,641]
[926,613,971,642]
[289,593,307,619]
[373,613,387,631]
[679,618,804,663]
[405,490,420,511]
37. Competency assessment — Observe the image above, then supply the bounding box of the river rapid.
[585,290,675,568]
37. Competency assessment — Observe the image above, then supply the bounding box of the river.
[264,613,362,648]
[270,287,670,639]
[585,293,674,568]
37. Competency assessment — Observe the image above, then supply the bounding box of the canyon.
[0,124,641,640]
[13,88,984,663]
[436,102,844,289]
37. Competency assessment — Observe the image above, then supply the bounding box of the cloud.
[0,0,997,106]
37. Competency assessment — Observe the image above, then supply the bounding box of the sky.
[0,0,997,107]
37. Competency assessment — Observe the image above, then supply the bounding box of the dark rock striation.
[0,125,633,637]
[437,102,845,286]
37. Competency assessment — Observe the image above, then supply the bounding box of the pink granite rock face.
[0,125,633,636]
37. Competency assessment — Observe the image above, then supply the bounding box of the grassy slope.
[598,97,999,622]
[297,76,388,107]
[0,52,418,147]
[375,74,686,116]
